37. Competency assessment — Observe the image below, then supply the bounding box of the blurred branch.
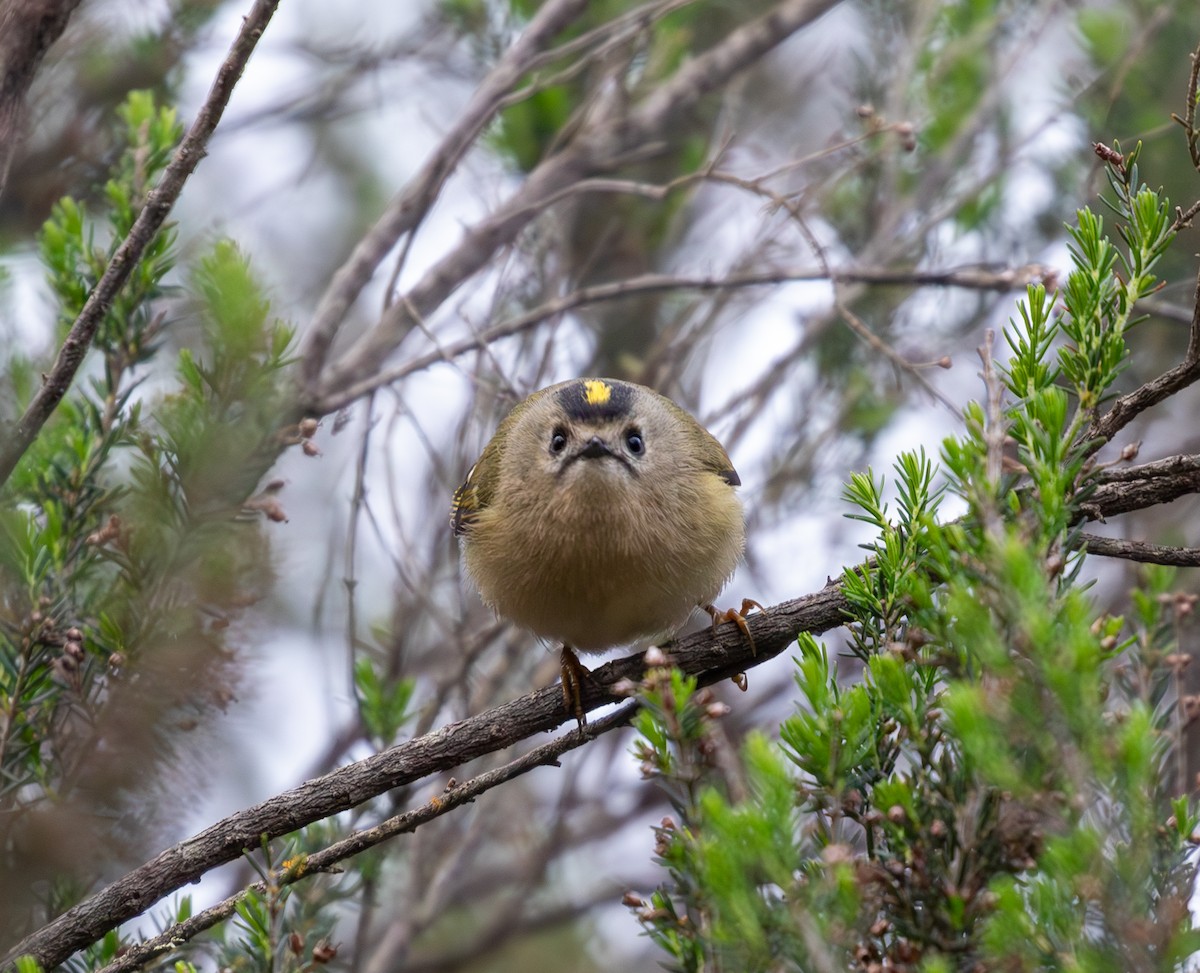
[308,0,843,410]
[7,440,1200,970]
[0,0,82,202]
[300,0,594,389]
[314,262,1045,413]
[0,0,282,489]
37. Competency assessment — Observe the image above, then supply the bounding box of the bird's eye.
[625,428,645,456]
[549,427,569,454]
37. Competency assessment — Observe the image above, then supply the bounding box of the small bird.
[451,377,754,724]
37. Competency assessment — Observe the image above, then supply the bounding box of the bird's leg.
[560,645,589,728]
[703,599,765,655]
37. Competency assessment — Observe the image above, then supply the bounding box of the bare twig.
[314,262,1044,413]
[1087,452,1200,517]
[300,0,593,390]
[0,0,282,489]
[1170,38,1200,169]
[1077,534,1200,566]
[309,0,843,410]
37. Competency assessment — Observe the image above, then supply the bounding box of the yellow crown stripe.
[582,380,612,406]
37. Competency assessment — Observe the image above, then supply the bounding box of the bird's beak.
[576,435,612,460]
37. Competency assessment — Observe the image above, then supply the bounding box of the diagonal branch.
[0,0,282,489]
[1,583,847,972]
[6,441,1200,971]
[90,702,641,973]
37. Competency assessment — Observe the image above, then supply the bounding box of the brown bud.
[86,514,122,546]
[821,843,853,865]
[311,940,337,964]
[243,495,288,523]
[622,891,645,908]
[644,645,668,667]
[1174,592,1199,617]
[1093,142,1124,166]
[299,417,319,438]
[887,805,907,825]
[1183,695,1200,724]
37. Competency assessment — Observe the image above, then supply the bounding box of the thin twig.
[310,0,843,408]
[300,0,593,390]
[0,581,848,972]
[1084,259,1200,452]
[90,703,639,973]
[314,262,1045,414]
[0,0,282,489]
[1076,533,1200,567]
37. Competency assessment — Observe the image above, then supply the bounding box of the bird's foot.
[703,598,764,655]
[560,646,590,728]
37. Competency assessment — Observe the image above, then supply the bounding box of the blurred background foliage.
[2,0,1200,970]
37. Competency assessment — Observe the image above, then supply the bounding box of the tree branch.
[0,0,82,203]
[0,0,281,490]
[1077,533,1200,566]
[6,440,1200,971]
[299,0,593,391]
[313,262,1043,414]
[1,583,846,972]
[89,702,640,973]
[308,0,842,411]
[1088,453,1200,518]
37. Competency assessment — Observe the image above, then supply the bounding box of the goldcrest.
[452,378,750,723]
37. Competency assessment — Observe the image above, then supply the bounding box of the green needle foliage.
[631,146,1200,972]
[1,91,300,935]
